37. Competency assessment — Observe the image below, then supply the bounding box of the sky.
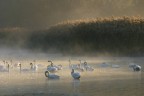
[0,0,144,30]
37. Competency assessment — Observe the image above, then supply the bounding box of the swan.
[71,69,81,79]
[18,63,32,72]
[83,61,94,71]
[47,61,58,73]
[45,71,60,79]
[69,59,82,71]
[0,64,9,72]
[0,60,10,72]
[18,63,36,72]
[100,62,110,67]
[13,62,21,68]
[30,63,38,71]
[77,60,85,72]
[132,64,141,72]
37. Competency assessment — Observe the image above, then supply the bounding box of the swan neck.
[30,64,33,69]
[45,71,49,77]
[71,69,74,74]
[7,64,9,72]
[69,59,71,68]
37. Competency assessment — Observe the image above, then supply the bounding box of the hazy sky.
[0,0,143,30]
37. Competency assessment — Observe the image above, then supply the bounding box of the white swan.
[47,61,58,73]
[132,64,141,72]
[0,60,10,72]
[13,62,21,68]
[45,71,60,79]
[71,69,81,79]
[100,62,110,67]
[30,63,38,71]
[0,64,9,72]
[83,61,94,71]
[18,63,35,72]
[18,63,29,72]
[69,59,83,71]
[77,60,85,72]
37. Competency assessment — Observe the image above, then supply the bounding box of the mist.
[0,0,144,30]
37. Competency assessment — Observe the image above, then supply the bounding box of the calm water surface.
[0,57,143,96]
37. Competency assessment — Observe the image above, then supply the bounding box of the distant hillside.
[1,16,144,56]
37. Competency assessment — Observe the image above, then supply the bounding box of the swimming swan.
[30,63,38,71]
[47,60,58,73]
[71,69,81,79]
[132,65,141,72]
[0,64,9,72]
[83,62,94,71]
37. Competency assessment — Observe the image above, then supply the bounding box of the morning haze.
[0,0,144,29]
[0,1,143,96]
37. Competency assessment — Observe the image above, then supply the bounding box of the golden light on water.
[0,56,143,95]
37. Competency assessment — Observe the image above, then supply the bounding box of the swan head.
[84,62,87,65]
[30,63,33,65]
[48,60,52,63]
[18,63,21,66]
[48,60,53,66]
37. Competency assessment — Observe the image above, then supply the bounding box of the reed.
[1,16,144,56]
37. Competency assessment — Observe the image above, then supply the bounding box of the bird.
[45,70,60,79]
[71,69,81,79]
[77,60,85,72]
[0,64,9,72]
[100,62,110,68]
[18,63,31,72]
[30,62,38,71]
[128,63,141,72]
[47,60,58,73]
[69,59,82,71]
[132,64,141,72]
[13,62,21,68]
[83,61,94,71]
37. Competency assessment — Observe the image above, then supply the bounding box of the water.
[0,57,143,96]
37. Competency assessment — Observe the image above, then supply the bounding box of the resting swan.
[71,69,81,79]
[45,71,60,79]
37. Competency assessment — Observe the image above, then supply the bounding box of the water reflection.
[72,79,80,96]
